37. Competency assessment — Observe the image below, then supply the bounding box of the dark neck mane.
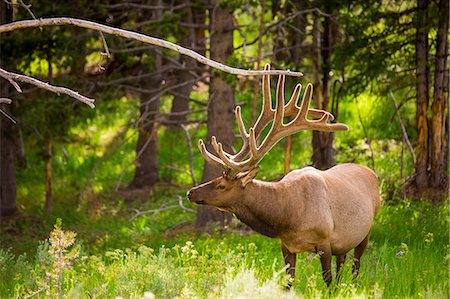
[231,180,282,238]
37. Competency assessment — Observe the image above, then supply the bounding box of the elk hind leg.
[352,231,371,279]
[336,254,346,281]
[281,244,296,289]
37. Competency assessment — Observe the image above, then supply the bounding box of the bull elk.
[187,64,380,287]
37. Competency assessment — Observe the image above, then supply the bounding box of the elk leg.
[317,244,332,286]
[281,244,296,289]
[352,231,371,279]
[336,254,346,281]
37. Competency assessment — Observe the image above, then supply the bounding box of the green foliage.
[0,201,447,298]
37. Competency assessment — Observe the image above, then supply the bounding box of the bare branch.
[0,17,303,77]
[0,108,16,123]
[129,196,196,220]
[180,124,198,185]
[0,98,12,104]
[0,68,95,108]
[389,91,416,164]
[17,0,37,20]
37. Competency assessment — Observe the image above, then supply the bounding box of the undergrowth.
[0,200,448,298]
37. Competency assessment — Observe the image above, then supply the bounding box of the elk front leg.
[281,244,296,289]
[317,243,332,286]
[353,231,371,279]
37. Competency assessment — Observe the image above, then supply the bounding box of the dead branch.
[0,68,95,108]
[0,98,12,104]
[180,124,197,185]
[0,17,303,77]
[130,195,196,220]
[389,91,416,164]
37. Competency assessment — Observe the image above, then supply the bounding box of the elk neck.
[228,179,291,238]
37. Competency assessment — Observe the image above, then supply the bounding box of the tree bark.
[128,80,161,190]
[0,1,17,218]
[196,0,234,230]
[430,0,449,190]
[169,1,199,124]
[413,0,430,190]
[312,11,335,170]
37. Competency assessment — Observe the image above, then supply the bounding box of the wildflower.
[424,232,434,244]
[396,251,403,257]
[143,291,155,299]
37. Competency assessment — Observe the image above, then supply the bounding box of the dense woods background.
[0,0,448,298]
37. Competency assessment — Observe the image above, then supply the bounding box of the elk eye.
[216,185,226,190]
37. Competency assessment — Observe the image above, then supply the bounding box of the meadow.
[0,94,448,299]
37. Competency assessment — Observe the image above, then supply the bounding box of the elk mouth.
[193,200,206,205]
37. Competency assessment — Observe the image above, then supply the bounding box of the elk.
[187,64,380,287]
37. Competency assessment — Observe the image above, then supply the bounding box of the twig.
[389,91,416,164]
[0,98,12,104]
[0,68,95,108]
[17,0,37,20]
[357,104,376,172]
[130,196,196,220]
[0,108,16,124]
[178,196,196,214]
[0,17,303,77]
[23,286,49,299]
[180,123,197,185]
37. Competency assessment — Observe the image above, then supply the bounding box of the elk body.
[187,65,380,286]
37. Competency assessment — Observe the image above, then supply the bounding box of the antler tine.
[233,64,274,162]
[198,139,229,172]
[289,83,348,131]
[284,83,302,117]
[252,63,276,137]
[211,137,241,170]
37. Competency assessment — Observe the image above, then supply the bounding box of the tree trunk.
[44,141,53,215]
[128,83,161,190]
[312,11,336,170]
[429,0,449,191]
[128,0,163,190]
[196,0,234,229]
[169,1,199,124]
[0,1,17,219]
[413,0,430,190]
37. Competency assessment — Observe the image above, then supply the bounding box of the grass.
[1,193,448,298]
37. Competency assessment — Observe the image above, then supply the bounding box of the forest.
[0,0,448,298]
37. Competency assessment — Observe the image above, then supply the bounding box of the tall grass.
[0,200,447,298]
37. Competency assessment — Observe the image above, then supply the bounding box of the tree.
[127,1,163,190]
[413,0,430,190]
[0,1,17,218]
[196,0,234,229]
[429,0,449,189]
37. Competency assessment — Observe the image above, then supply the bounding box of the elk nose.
[186,190,192,200]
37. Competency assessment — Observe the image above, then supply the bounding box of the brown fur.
[188,163,380,286]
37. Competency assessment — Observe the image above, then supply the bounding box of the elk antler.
[199,64,348,178]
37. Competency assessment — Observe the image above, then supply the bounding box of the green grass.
[1,196,448,298]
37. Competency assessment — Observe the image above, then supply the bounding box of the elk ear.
[238,167,260,188]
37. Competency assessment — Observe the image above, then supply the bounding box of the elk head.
[187,64,348,207]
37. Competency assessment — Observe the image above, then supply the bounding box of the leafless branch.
[180,124,197,185]
[389,91,416,164]
[0,17,303,77]
[130,195,196,220]
[0,68,95,108]
[114,123,159,191]
[0,108,16,124]
[0,98,12,104]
